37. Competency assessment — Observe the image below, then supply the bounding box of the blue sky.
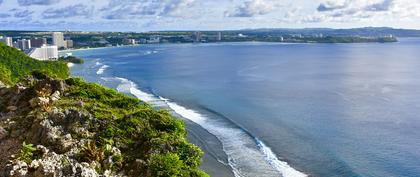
[0,0,419,31]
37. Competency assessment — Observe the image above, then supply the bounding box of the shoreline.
[69,55,308,177]
[60,38,400,54]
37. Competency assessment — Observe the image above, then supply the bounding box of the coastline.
[67,58,235,177]
[60,37,398,54]
[68,52,308,177]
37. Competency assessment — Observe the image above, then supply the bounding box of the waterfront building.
[217,32,222,41]
[52,32,65,49]
[17,39,31,51]
[148,36,160,44]
[194,31,201,42]
[65,40,74,48]
[0,36,13,47]
[27,44,58,60]
[123,39,136,45]
[30,37,47,48]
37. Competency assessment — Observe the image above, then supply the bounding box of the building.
[123,39,136,45]
[217,32,222,41]
[147,36,160,44]
[30,37,47,48]
[65,40,74,48]
[52,32,65,49]
[17,39,31,51]
[0,36,13,47]
[27,45,58,60]
[194,31,201,42]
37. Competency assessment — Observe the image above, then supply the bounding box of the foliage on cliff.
[58,56,84,64]
[0,42,69,85]
[0,43,208,176]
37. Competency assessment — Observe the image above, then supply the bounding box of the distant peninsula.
[1,27,414,50]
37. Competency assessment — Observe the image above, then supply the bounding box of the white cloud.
[0,0,420,31]
[313,0,420,22]
[225,0,281,17]
[101,0,196,19]
[17,0,60,6]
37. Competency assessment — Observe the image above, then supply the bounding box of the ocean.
[70,38,420,177]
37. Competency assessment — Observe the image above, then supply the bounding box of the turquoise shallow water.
[71,38,420,177]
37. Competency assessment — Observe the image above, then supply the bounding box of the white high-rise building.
[0,36,13,47]
[217,32,222,41]
[17,39,31,51]
[27,45,58,60]
[52,32,65,48]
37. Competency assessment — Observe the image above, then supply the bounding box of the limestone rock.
[12,85,27,95]
[6,146,101,177]
[6,161,28,177]
[50,91,61,102]
[0,126,7,140]
[29,97,50,108]
[0,81,6,88]
[6,106,17,112]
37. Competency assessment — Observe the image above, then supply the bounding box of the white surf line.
[96,65,109,75]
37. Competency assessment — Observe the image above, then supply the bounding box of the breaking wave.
[96,65,109,75]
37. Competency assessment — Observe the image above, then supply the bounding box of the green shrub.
[148,153,185,177]
[0,63,12,85]
[18,142,37,163]
[58,56,84,64]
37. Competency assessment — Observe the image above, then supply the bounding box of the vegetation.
[0,42,208,176]
[0,42,69,84]
[58,56,84,64]
[18,142,37,164]
[60,77,207,176]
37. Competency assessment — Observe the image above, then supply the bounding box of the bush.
[58,56,84,64]
[18,142,37,164]
[148,153,185,177]
[0,63,12,85]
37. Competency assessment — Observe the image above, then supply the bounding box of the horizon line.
[1,26,420,33]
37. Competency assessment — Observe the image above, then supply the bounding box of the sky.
[0,0,419,31]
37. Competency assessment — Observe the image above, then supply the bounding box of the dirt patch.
[0,139,21,173]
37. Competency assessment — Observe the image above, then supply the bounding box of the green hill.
[0,43,208,176]
[0,42,68,85]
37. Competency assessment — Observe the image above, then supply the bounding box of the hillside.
[0,44,208,176]
[0,43,68,85]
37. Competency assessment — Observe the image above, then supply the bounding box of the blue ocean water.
[70,38,420,177]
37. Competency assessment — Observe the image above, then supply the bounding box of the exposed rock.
[6,106,17,112]
[6,146,101,177]
[11,85,27,95]
[0,81,6,88]
[0,126,7,140]
[29,97,50,108]
[5,161,28,177]
[50,91,61,102]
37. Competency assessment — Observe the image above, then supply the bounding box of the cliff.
[0,44,208,177]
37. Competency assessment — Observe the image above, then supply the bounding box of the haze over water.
[70,38,420,177]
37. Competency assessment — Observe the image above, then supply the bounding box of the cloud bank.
[0,0,419,31]
[17,0,60,6]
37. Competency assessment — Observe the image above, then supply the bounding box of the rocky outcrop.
[0,76,123,177]
[6,145,100,177]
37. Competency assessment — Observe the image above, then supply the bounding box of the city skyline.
[0,0,420,31]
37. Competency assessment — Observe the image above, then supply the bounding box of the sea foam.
[96,65,109,75]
